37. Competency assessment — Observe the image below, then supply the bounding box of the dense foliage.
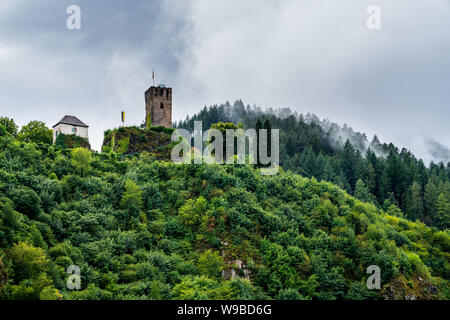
[102,126,175,158]
[0,123,448,300]
[17,120,53,145]
[55,133,91,150]
[176,101,450,230]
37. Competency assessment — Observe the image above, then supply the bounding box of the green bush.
[9,187,41,218]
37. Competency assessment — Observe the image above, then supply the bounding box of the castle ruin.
[145,85,172,128]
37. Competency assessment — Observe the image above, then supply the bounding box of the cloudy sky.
[0,0,449,163]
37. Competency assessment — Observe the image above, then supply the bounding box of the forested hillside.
[176,101,450,230]
[0,121,449,300]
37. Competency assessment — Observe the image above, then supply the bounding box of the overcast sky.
[0,0,449,163]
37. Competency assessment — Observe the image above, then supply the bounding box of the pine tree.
[378,167,390,201]
[406,181,424,221]
[354,179,372,203]
[341,140,358,190]
[365,148,378,167]
[387,151,408,206]
[369,135,381,151]
[304,147,317,178]
[315,152,327,181]
[322,158,335,182]
[424,180,438,221]
[435,193,449,229]
[365,163,377,194]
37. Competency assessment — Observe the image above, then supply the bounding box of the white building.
[52,115,89,143]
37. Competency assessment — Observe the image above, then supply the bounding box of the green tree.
[197,249,225,278]
[0,197,20,246]
[39,286,62,300]
[0,123,8,136]
[120,180,143,213]
[18,121,52,144]
[0,117,18,136]
[354,179,372,203]
[386,151,408,208]
[179,196,208,228]
[9,242,49,283]
[71,147,91,176]
[378,167,391,201]
[406,181,424,221]
[365,162,377,194]
[322,158,335,182]
[171,276,234,300]
[435,193,449,229]
[276,288,304,300]
[341,140,358,191]
[149,280,162,300]
[9,187,41,218]
[302,147,317,178]
[385,203,403,218]
[424,180,438,221]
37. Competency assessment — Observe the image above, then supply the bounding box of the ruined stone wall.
[145,86,172,128]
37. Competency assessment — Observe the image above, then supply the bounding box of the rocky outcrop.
[382,275,440,300]
[102,126,175,158]
[222,259,252,280]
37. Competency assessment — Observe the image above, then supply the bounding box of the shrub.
[9,187,41,218]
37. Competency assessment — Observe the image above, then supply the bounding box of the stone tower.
[145,85,172,128]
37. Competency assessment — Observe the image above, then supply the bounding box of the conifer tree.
[436,193,449,229]
[341,140,358,190]
[424,180,438,220]
[406,181,424,221]
[366,163,377,194]
[354,179,372,203]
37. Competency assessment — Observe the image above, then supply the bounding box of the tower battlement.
[145,86,172,99]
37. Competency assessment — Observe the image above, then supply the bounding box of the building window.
[72,128,77,133]
[160,102,164,109]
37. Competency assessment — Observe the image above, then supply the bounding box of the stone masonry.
[145,86,172,128]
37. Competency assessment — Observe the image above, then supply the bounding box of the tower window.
[160,102,164,109]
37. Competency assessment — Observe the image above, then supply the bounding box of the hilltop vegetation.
[176,101,450,230]
[55,133,91,150]
[0,122,448,300]
[102,126,175,159]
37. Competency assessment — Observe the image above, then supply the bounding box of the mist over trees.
[176,101,450,230]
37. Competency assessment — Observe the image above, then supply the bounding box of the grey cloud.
[427,139,450,164]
